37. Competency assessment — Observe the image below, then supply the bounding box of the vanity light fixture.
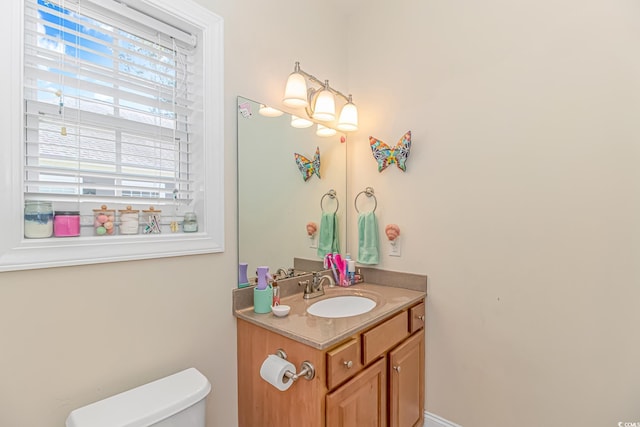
[283,61,358,131]
[312,81,336,121]
[337,95,358,132]
[258,104,284,117]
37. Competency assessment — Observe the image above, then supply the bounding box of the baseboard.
[424,411,462,427]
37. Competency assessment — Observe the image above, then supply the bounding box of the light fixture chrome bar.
[293,62,351,103]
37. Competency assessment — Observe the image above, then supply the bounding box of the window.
[0,0,224,271]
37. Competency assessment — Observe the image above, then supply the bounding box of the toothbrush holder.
[253,286,273,314]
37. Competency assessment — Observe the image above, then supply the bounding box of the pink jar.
[54,211,80,237]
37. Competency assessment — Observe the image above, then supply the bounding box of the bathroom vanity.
[234,280,426,427]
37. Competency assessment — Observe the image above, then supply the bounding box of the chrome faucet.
[275,267,296,279]
[299,272,334,299]
[275,268,288,279]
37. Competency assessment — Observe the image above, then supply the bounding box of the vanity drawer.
[327,337,363,390]
[362,311,409,365]
[409,301,425,334]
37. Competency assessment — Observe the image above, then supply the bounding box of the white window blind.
[23,0,198,206]
[0,0,223,271]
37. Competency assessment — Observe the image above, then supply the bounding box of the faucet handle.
[298,279,311,293]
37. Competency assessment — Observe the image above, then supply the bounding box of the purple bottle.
[256,266,270,290]
[238,263,249,288]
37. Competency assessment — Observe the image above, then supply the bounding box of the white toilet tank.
[65,368,211,427]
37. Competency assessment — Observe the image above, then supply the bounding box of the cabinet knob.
[417,315,425,321]
[343,360,353,369]
[393,365,401,373]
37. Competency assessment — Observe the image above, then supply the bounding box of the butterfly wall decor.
[369,130,412,172]
[294,146,321,181]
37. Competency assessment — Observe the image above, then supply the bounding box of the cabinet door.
[389,332,425,427]
[326,357,387,427]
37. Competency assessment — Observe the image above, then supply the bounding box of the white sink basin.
[307,296,376,318]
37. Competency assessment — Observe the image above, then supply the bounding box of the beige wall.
[0,1,347,426]
[3,1,640,427]
[345,1,640,426]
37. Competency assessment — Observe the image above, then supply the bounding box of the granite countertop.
[234,283,425,350]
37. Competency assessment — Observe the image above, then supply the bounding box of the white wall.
[345,1,640,426]
[0,1,347,426]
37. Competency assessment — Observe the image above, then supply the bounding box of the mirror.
[237,96,347,278]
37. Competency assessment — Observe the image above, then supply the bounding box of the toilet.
[65,368,211,427]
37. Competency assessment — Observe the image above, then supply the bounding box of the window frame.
[0,0,224,272]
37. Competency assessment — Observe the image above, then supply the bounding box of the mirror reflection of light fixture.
[282,61,358,131]
[291,115,313,129]
[259,104,284,117]
[316,124,337,137]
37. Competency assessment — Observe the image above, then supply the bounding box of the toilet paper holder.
[275,348,315,382]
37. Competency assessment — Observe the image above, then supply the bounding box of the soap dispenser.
[253,266,273,314]
[256,266,270,290]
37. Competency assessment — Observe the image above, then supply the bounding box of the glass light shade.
[259,104,283,117]
[337,101,358,131]
[316,124,337,137]
[291,115,313,129]
[283,72,308,107]
[312,89,336,121]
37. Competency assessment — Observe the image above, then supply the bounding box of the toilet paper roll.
[259,354,296,391]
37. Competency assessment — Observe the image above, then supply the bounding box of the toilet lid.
[65,368,211,427]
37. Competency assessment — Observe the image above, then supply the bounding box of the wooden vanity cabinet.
[326,357,387,427]
[237,299,425,427]
[389,331,425,427]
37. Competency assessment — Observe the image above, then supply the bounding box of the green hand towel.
[317,212,340,258]
[357,211,379,265]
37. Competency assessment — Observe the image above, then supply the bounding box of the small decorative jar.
[183,212,198,233]
[53,211,80,237]
[93,205,116,236]
[24,201,54,239]
[142,206,162,234]
[118,206,139,235]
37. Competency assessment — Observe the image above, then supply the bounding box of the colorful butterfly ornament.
[294,146,321,181]
[369,130,412,172]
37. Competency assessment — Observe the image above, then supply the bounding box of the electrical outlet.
[389,240,401,257]
[309,236,317,249]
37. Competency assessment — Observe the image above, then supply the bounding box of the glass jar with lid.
[142,206,162,234]
[54,211,80,237]
[93,205,116,236]
[24,201,54,238]
[183,212,198,233]
[118,206,139,235]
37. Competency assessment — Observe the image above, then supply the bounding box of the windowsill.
[0,231,223,272]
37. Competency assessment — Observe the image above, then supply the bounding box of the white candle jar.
[118,206,140,235]
[24,201,54,238]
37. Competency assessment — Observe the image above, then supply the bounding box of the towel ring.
[320,189,339,214]
[354,187,377,214]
